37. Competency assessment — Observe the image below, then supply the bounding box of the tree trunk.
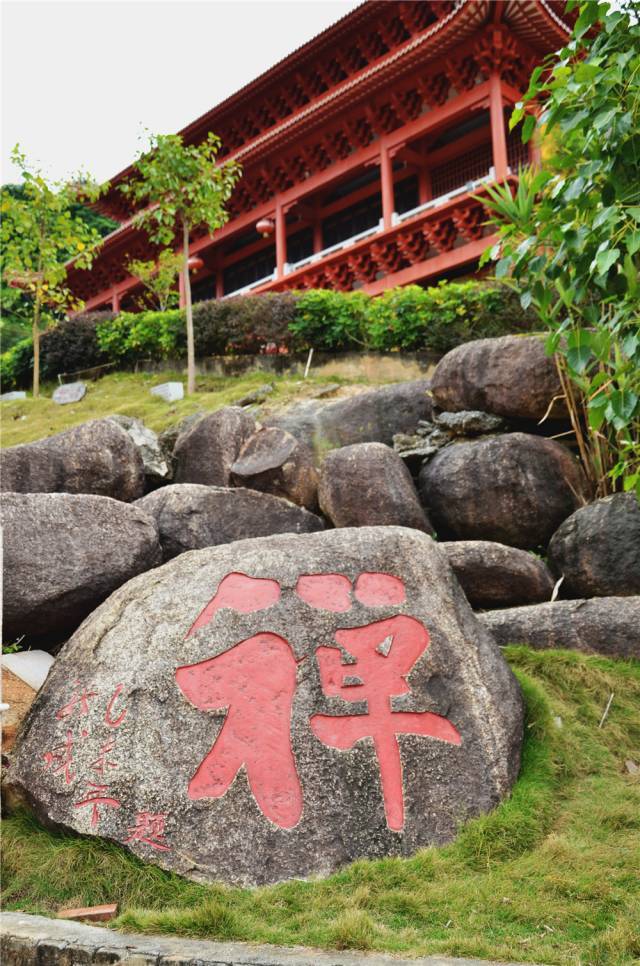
[183,220,196,395]
[32,297,41,399]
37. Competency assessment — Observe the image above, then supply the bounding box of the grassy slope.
[0,370,376,448]
[3,648,639,965]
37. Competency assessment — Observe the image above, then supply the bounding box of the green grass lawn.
[3,647,639,965]
[0,369,375,448]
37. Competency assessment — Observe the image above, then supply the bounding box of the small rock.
[434,410,506,436]
[136,483,324,560]
[547,493,640,598]
[478,597,640,659]
[1,492,161,647]
[107,415,170,485]
[1,391,26,401]
[231,426,318,509]
[52,381,86,405]
[430,335,566,421]
[151,381,184,403]
[235,383,274,406]
[440,541,555,608]
[173,407,256,487]
[419,433,589,549]
[625,760,639,775]
[308,382,341,399]
[318,443,433,533]
[1,419,145,502]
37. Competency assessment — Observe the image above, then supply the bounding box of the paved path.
[1,912,532,965]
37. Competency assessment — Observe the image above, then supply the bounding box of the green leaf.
[521,114,536,144]
[594,248,620,277]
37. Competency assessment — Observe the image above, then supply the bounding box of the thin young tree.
[1,146,104,397]
[121,132,241,394]
[127,250,184,311]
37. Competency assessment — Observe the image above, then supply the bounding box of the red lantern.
[256,217,275,238]
[187,255,204,272]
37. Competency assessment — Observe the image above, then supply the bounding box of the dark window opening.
[395,175,419,214]
[322,193,382,248]
[323,166,381,205]
[192,275,215,303]
[287,226,314,265]
[223,245,275,294]
[430,111,489,150]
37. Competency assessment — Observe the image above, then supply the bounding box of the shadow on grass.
[2,648,639,965]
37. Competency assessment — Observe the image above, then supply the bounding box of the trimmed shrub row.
[1,283,534,389]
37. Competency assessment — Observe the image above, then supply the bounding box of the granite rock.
[173,407,256,486]
[0,419,145,502]
[231,427,318,510]
[107,415,170,486]
[318,443,433,534]
[419,433,589,549]
[136,483,324,560]
[5,527,523,886]
[440,541,555,609]
[1,492,161,647]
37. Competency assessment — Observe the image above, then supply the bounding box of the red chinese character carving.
[124,811,170,851]
[354,572,406,607]
[187,572,281,637]
[55,681,98,720]
[104,683,128,728]
[90,738,118,777]
[296,574,352,612]
[43,729,75,784]
[176,632,302,829]
[310,615,461,832]
[73,782,121,827]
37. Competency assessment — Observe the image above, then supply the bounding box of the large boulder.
[268,380,432,456]
[173,407,256,486]
[547,494,640,598]
[440,541,555,609]
[430,335,565,422]
[6,527,523,887]
[479,598,640,660]
[230,427,318,510]
[1,492,161,647]
[419,433,589,549]
[0,419,144,502]
[318,443,433,534]
[137,484,324,560]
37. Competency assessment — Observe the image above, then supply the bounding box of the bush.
[0,336,33,390]
[193,292,299,355]
[40,312,113,380]
[97,309,183,362]
[289,290,370,351]
[366,282,535,353]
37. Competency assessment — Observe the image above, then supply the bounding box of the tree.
[482,0,640,498]
[127,250,183,311]
[121,132,241,394]
[1,147,104,395]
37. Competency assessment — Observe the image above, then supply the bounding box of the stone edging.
[0,912,530,965]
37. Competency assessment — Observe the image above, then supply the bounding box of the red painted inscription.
[125,812,170,851]
[176,633,302,828]
[187,573,281,637]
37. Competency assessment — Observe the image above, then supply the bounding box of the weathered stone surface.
[318,443,433,534]
[137,483,324,560]
[231,427,319,509]
[547,493,640,598]
[430,336,565,421]
[151,381,184,402]
[419,433,589,549]
[268,380,432,456]
[1,492,161,645]
[440,541,555,609]
[236,383,274,407]
[52,381,86,405]
[1,390,26,401]
[434,410,506,436]
[479,597,640,659]
[6,527,522,887]
[0,419,145,502]
[173,406,256,486]
[107,415,170,486]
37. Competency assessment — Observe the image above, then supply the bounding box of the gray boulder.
[1,492,161,646]
[230,427,318,510]
[434,410,506,436]
[419,433,589,549]
[6,527,522,886]
[547,493,640,598]
[137,483,324,560]
[107,415,170,486]
[318,443,433,533]
[430,335,566,421]
[173,407,256,486]
[479,597,640,660]
[440,541,555,609]
[268,379,432,456]
[0,419,144,502]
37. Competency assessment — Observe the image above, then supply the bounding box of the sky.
[1,0,361,186]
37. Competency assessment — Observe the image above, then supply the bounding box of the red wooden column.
[489,72,508,180]
[111,288,120,313]
[418,166,432,205]
[178,271,185,309]
[215,267,224,299]
[380,145,394,230]
[275,201,286,278]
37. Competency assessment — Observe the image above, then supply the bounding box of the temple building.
[69,0,573,312]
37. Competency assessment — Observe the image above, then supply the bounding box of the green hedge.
[1,283,534,390]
